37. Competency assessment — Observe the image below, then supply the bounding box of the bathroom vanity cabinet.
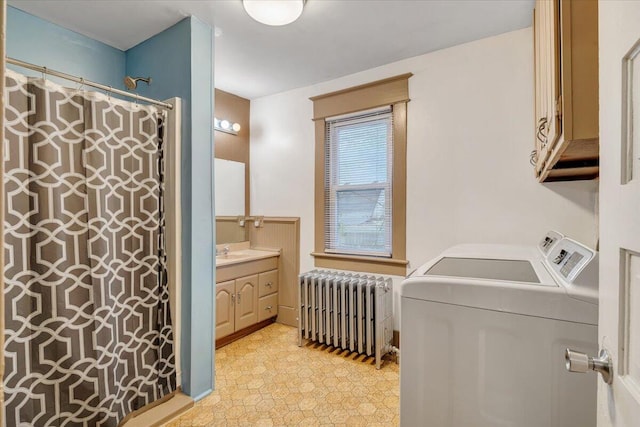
[215,254,279,348]
[533,0,598,182]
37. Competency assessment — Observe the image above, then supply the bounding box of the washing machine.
[400,231,598,427]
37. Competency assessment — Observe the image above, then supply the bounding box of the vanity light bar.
[214,117,241,135]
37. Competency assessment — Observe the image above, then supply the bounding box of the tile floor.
[165,323,399,426]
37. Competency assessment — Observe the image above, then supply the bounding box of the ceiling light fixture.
[242,0,306,26]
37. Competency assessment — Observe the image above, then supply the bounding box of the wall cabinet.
[215,256,279,346]
[533,0,599,182]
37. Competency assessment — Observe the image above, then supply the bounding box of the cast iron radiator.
[298,270,393,369]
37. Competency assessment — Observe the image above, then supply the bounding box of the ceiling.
[8,0,534,99]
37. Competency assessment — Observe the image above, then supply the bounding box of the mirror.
[215,158,245,215]
[215,158,247,244]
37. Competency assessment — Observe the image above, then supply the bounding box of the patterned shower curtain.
[2,69,176,426]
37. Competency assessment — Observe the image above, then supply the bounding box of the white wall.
[250,28,598,329]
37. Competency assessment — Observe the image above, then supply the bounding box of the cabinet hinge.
[555,95,562,119]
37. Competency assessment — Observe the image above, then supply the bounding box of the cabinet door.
[534,2,544,160]
[235,274,259,330]
[534,0,561,174]
[544,0,561,152]
[215,280,235,340]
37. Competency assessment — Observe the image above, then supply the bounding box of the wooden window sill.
[311,252,408,276]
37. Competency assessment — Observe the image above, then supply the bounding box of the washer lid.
[402,242,598,324]
[425,257,541,284]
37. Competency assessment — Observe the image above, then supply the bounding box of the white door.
[598,1,640,425]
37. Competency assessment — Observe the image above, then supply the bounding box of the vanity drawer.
[258,293,278,322]
[258,269,279,297]
[217,256,278,283]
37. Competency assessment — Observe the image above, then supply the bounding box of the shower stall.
[2,63,183,426]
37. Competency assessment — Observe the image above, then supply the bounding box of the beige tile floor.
[165,323,399,426]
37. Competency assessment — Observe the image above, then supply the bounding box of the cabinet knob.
[266,282,272,287]
[265,305,272,310]
[231,294,235,303]
[237,292,241,304]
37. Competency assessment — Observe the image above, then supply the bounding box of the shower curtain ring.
[42,67,47,80]
[108,86,112,100]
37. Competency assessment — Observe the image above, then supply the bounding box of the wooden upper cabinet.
[533,0,599,182]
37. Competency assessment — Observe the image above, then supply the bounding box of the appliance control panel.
[545,238,596,283]
[538,230,564,255]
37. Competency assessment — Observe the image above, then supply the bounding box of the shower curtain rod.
[6,57,173,110]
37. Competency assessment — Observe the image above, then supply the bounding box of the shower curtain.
[2,69,176,426]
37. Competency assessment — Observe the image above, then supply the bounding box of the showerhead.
[124,76,152,90]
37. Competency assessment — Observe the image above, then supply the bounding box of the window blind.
[325,107,393,257]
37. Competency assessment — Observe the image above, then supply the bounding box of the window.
[310,73,411,276]
[325,108,393,257]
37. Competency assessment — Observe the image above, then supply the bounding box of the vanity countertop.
[215,248,280,267]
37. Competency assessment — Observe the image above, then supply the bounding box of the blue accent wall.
[6,7,125,88]
[188,18,216,399]
[126,17,215,399]
[6,7,216,400]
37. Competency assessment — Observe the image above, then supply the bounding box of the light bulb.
[220,120,230,130]
[232,123,241,132]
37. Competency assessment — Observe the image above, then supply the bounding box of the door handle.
[537,117,548,147]
[565,348,613,384]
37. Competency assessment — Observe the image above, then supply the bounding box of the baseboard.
[120,391,194,427]
[215,317,276,349]
[276,305,297,327]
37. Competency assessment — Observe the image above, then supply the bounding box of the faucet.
[217,245,230,257]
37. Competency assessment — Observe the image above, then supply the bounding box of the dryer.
[400,232,598,427]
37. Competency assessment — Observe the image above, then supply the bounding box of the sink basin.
[215,248,280,266]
